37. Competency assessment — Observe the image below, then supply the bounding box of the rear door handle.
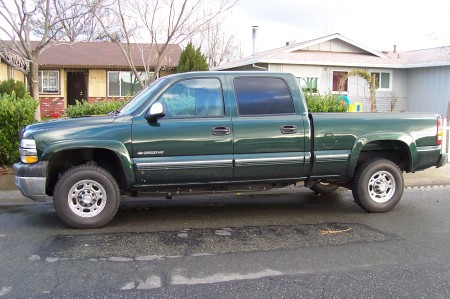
[212,126,230,135]
[281,125,297,134]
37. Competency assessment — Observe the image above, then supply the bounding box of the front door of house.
[67,71,87,105]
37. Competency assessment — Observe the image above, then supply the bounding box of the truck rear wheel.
[309,181,339,194]
[53,164,121,228]
[352,159,404,212]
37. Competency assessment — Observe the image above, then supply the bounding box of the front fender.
[41,139,134,188]
[347,133,417,177]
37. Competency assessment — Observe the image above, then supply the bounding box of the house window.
[7,65,14,80]
[297,77,318,93]
[371,72,391,90]
[38,70,59,94]
[332,71,348,92]
[234,77,295,116]
[108,71,151,97]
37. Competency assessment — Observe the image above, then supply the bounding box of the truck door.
[230,76,307,180]
[131,77,233,185]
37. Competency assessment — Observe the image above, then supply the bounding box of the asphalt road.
[0,187,449,298]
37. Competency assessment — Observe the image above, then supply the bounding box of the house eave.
[212,59,260,70]
[37,64,176,70]
[282,33,389,58]
[214,58,450,71]
[399,62,450,69]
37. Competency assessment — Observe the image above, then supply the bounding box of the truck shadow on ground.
[0,190,365,231]
[110,190,362,230]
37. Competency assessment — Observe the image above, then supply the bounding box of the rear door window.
[234,77,295,116]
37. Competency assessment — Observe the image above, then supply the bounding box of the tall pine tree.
[176,42,209,73]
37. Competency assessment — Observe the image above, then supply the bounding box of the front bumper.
[13,161,50,202]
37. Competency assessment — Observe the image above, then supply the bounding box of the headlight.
[19,138,38,164]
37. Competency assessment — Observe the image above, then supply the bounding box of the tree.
[339,68,377,112]
[95,0,238,87]
[32,0,107,42]
[193,16,242,68]
[176,42,208,72]
[0,0,98,120]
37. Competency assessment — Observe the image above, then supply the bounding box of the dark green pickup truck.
[13,72,447,228]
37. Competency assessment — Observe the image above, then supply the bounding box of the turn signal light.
[21,155,39,164]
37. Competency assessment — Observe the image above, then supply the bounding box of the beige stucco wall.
[0,61,7,81]
[0,61,25,83]
[12,68,25,82]
[88,69,107,98]
[159,70,176,77]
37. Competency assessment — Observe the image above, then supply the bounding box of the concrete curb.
[403,163,450,187]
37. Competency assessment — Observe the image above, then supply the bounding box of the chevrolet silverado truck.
[13,72,448,228]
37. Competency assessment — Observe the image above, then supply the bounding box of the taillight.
[437,116,443,146]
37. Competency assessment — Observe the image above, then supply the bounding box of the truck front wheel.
[53,165,121,228]
[352,159,404,212]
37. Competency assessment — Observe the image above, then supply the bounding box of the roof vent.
[252,26,258,56]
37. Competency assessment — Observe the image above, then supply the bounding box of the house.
[213,33,450,118]
[0,42,182,117]
[0,59,24,82]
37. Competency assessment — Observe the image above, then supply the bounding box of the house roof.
[34,41,182,69]
[213,33,450,70]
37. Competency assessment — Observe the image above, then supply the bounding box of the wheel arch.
[347,133,417,177]
[44,141,134,195]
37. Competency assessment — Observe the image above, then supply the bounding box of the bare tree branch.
[193,15,242,67]
[95,0,238,86]
[0,0,101,120]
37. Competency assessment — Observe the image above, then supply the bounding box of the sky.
[226,0,450,56]
[1,0,449,56]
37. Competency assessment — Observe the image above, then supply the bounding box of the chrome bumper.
[13,162,50,202]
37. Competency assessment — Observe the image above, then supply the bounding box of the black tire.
[53,164,121,228]
[309,181,339,194]
[352,158,404,213]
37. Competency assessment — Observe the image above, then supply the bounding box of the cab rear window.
[234,77,295,116]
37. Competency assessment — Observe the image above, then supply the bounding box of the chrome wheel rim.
[368,171,395,203]
[68,179,107,217]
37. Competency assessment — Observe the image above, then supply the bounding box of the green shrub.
[0,79,27,98]
[66,99,128,117]
[304,92,348,112]
[0,94,38,165]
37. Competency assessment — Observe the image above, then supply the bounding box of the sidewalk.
[403,162,450,187]
[1,164,449,204]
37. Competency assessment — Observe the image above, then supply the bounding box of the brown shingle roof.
[35,41,182,69]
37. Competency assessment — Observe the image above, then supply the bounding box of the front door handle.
[281,125,297,134]
[212,126,230,135]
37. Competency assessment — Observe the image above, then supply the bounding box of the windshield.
[118,77,168,116]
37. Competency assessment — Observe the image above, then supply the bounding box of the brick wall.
[40,97,65,118]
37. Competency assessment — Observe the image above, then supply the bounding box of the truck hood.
[21,114,134,163]
[22,116,117,139]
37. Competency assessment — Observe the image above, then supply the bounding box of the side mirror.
[145,102,165,122]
